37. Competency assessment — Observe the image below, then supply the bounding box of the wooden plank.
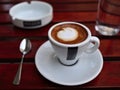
[0,24,52,37]
[0,61,120,89]
[52,3,97,12]
[0,3,98,12]
[100,39,120,57]
[0,22,120,38]
[0,13,10,23]
[0,12,97,24]
[53,12,97,22]
[0,39,47,60]
[0,39,120,61]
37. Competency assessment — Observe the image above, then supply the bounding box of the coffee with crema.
[51,24,88,44]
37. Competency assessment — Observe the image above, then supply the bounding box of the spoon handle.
[13,54,25,85]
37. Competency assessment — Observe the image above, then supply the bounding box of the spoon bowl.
[20,38,32,54]
[13,38,32,85]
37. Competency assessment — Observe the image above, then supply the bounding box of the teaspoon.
[13,38,32,85]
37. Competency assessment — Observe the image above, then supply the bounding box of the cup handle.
[85,36,100,53]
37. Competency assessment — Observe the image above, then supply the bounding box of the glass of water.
[95,0,120,36]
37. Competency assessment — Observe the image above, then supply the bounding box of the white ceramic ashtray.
[9,1,53,29]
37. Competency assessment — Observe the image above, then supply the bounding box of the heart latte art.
[57,27,78,42]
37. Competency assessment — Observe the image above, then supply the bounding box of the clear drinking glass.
[95,0,120,36]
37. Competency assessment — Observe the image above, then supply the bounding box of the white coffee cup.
[48,21,100,66]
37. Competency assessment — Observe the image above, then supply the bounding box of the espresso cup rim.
[48,21,91,47]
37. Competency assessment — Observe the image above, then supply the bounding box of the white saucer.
[35,41,103,86]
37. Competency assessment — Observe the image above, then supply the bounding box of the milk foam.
[57,27,78,41]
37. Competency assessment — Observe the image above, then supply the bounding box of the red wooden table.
[0,0,120,89]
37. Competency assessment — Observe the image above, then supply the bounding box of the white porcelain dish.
[9,1,53,29]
